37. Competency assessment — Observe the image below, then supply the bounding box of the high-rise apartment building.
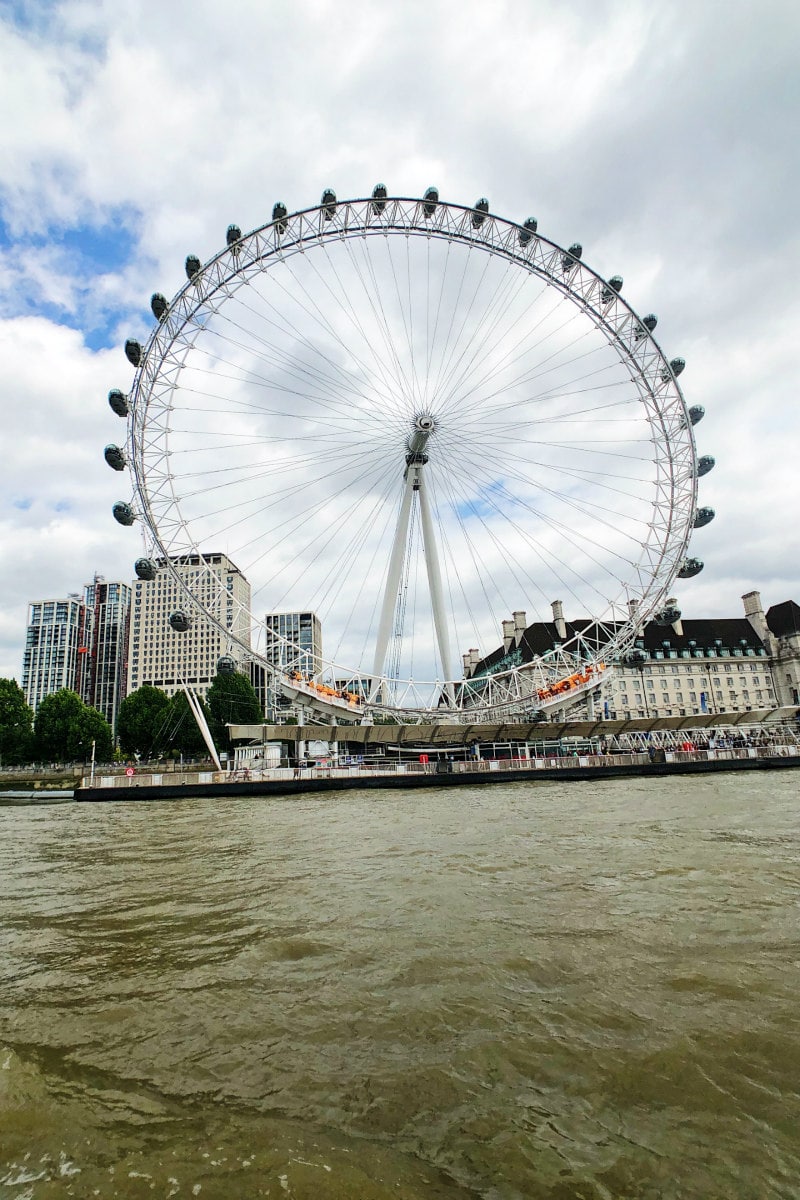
[264,611,322,677]
[22,595,92,713]
[127,554,251,699]
[83,578,131,729]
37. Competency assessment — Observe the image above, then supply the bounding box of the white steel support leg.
[417,471,455,704]
[371,472,415,694]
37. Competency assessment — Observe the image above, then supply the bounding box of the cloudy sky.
[1,0,798,683]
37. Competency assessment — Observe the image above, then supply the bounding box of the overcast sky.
[1,0,798,682]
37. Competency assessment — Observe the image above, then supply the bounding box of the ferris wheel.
[106,188,713,721]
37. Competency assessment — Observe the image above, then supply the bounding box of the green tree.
[0,677,34,765]
[116,685,171,756]
[206,670,263,748]
[163,690,213,759]
[33,690,113,763]
[77,704,114,763]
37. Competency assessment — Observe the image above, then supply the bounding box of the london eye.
[106,188,713,721]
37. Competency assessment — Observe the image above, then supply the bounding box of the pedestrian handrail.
[82,743,800,791]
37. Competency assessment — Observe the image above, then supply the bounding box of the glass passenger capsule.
[371,183,387,215]
[422,186,439,218]
[678,557,704,579]
[134,558,157,581]
[112,501,135,526]
[104,444,126,471]
[561,242,582,271]
[601,275,623,303]
[471,198,489,228]
[108,389,128,418]
[693,506,715,528]
[518,216,538,246]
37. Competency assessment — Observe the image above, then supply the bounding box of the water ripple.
[1,775,799,1198]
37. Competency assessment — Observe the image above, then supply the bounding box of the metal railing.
[84,743,800,791]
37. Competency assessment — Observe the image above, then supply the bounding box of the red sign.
[125,767,135,777]
[419,754,429,764]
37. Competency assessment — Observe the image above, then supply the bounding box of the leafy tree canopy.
[117,685,171,757]
[0,677,34,766]
[163,690,213,758]
[34,690,113,763]
[207,670,263,747]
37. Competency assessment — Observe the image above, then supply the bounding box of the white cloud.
[0,0,798,684]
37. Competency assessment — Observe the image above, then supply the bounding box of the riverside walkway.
[76,740,800,801]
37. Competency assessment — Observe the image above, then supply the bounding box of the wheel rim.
[124,196,698,719]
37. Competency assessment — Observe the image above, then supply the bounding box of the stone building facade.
[465,591,799,720]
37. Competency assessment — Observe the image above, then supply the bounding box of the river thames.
[1,774,798,1199]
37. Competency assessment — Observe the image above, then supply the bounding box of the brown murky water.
[1,775,799,1199]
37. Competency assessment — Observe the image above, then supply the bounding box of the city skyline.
[1,2,799,680]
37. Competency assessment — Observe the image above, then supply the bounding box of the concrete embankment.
[0,789,75,804]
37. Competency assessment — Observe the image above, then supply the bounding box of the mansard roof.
[766,600,800,638]
[470,614,767,676]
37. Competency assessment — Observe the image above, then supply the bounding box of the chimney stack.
[742,590,770,647]
[513,610,527,643]
[469,648,480,671]
[551,600,567,640]
[502,619,516,652]
[462,651,473,677]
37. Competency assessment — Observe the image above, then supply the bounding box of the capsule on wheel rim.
[601,275,623,302]
[104,444,126,471]
[678,557,704,579]
[134,557,157,581]
[108,389,128,418]
[272,202,288,234]
[150,293,168,321]
[471,198,489,228]
[169,610,191,633]
[371,183,387,215]
[518,216,538,246]
[124,339,142,368]
[422,186,439,218]
[561,242,582,272]
[112,501,135,527]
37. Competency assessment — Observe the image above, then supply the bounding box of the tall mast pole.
[370,473,415,698]
[417,469,454,703]
[371,414,454,706]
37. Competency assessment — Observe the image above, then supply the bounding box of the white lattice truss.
[121,195,699,722]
